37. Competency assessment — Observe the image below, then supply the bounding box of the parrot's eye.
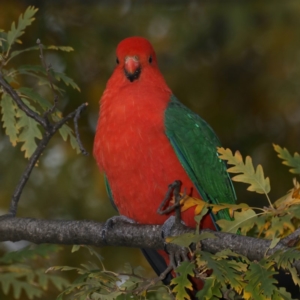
[148,56,152,64]
[116,58,120,64]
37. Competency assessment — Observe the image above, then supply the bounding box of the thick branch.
[0,216,299,273]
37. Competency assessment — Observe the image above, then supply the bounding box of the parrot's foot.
[161,216,189,271]
[166,243,189,272]
[102,215,136,243]
[157,180,184,225]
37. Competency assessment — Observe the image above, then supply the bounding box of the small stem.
[74,103,89,155]
[37,39,59,119]
[0,72,47,128]
[9,131,54,216]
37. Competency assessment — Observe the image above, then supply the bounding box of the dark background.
[1,1,300,299]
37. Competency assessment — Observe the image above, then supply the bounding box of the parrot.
[93,36,236,289]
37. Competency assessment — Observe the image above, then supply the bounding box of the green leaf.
[273,144,300,174]
[196,277,222,300]
[218,147,270,194]
[6,6,38,52]
[271,249,300,287]
[273,287,294,300]
[16,99,42,158]
[0,244,60,264]
[0,274,43,299]
[71,245,81,253]
[194,206,209,235]
[171,261,194,300]
[0,93,18,146]
[48,45,74,52]
[17,87,52,111]
[217,209,257,234]
[166,232,215,248]
[53,72,81,92]
[244,261,278,299]
[10,45,74,61]
[59,124,80,153]
[48,275,70,291]
[196,251,245,294]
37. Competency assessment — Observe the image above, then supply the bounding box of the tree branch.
[0,66,88,216]
[0,216,299,273]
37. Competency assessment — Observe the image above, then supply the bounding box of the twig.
[74,103,89,155]
[0,72,47,128]
[37,39,59,118]
[8,103,88,216]
[0,41,88,216]
[133,265,173,296]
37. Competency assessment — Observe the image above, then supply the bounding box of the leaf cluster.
[0,244,68,299]
[49,245,171,300]
[0,6,80,158]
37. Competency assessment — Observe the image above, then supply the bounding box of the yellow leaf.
[180,194,207,216]
[218,147,270,195]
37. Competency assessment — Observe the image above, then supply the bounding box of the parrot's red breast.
[93,36,215,229]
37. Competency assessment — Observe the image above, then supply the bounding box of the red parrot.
[94,37,236,289]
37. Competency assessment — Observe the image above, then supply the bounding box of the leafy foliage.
[1,6,300,300]
[0,244,69,299]
[48,245,171,300]
[0,6,80,158]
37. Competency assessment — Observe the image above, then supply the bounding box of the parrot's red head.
[116,37,158,82]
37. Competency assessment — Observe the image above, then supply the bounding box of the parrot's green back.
[164,95,236,222]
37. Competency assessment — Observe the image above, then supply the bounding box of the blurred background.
[1,0,300,298]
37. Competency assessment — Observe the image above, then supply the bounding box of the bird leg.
[101,215,136,243]
[157,181,190,271]
[157,180,184,225]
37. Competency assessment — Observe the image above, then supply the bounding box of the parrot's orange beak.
[124,56,141,82]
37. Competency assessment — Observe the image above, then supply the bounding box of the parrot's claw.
[166,242,189,273]
[161,215,189,271]
[102,215,136,243]
[161,215,186,239]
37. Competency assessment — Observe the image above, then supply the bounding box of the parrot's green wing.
[164,95,236,222]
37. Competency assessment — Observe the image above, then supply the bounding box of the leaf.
[10,45,74,61]
[216,209,257,234]
[196,277,222,300]
[218,147,270,194]
[211,202,250,218]
[71,245,81,253]
[59,124,80,153]
[166,232,216,248]
[269,237,281,249]
[171,261,194,300]
[17,87,52,111]
[53,72,81,92]
[264,216,295,239]
[16,99,42,158]
[271,249,300,287]
[194,206,209,234]
[6,6,38,52]
[0,93,18,146]
[244,261,278,299]
[196,251,245,294]
[48,45,74,52]
[273,144,300,174]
